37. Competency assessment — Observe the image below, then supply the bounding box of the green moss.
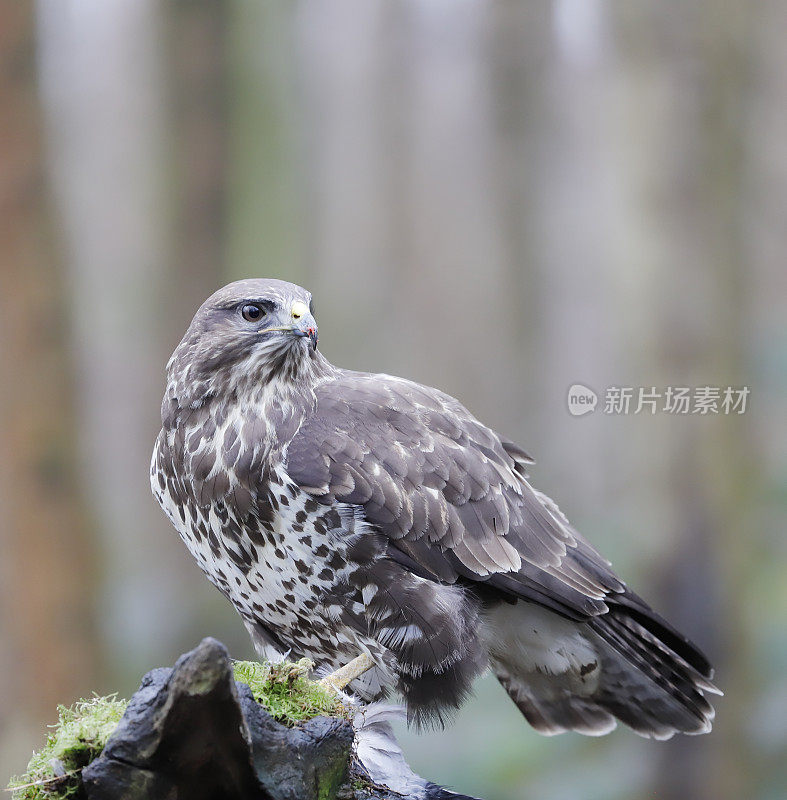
[351,775,373,791]
[316,753,349,800]
[8,695,128,800]
[9,661,348,798]
[233,658,347,725]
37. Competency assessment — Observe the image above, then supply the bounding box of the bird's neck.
[163,349,337,437]
[215,350,336,476]
[241,348,335,405]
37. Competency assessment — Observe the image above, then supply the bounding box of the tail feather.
[609,590,715,679]
[589,611,716,738]
[590,610,717,722]
[487,598,718,740]
[495,666,617,737]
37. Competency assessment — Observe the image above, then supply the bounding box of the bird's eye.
[241,304,265,322]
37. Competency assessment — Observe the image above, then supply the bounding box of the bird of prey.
[151,278,719,738]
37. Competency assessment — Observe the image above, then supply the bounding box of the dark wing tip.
[609,589,716,680]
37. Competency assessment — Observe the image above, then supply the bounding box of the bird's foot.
[318,652,375,693]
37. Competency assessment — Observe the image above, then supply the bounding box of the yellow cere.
[291,301,309,320]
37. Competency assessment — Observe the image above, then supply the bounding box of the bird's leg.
[318,652,375,693]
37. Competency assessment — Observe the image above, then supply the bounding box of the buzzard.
[151,278,719,737]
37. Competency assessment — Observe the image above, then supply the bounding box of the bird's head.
[165,278,325,413]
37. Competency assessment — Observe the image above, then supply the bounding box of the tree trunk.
[0,1,97,779]
[35,0,227,686]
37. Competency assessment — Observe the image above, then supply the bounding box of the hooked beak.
[258,302,318,350]
[290,302,318,350]
[291,325,318,350]
[258,323,318,350]
[259,314,317,350]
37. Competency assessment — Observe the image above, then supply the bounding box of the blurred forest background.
[1,1,785,799]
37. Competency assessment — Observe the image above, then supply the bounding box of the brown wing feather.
[285,370,624,621]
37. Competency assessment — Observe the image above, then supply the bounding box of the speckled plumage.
[151,278,719,735]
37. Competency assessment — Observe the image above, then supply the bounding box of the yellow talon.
[318,652,375,693]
